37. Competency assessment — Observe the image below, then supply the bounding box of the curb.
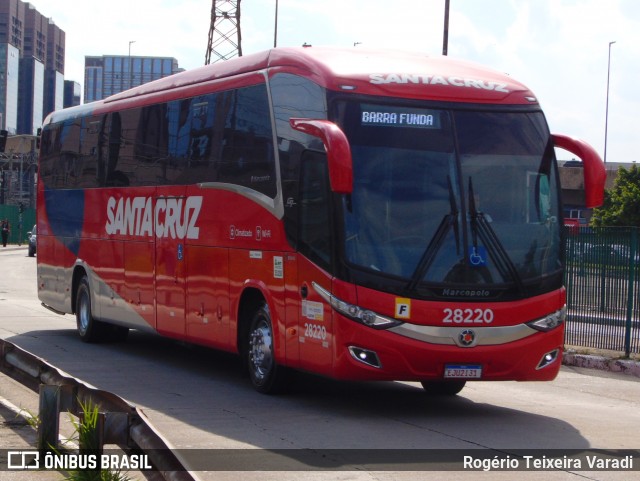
[563,350,640,378]
[0,245,27,251]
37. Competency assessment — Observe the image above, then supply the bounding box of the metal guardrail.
[0,338,197,481]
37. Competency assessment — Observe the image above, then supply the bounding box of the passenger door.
[295,152,334,374]
[155,187,188,337]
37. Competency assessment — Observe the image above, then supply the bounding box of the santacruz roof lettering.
[105,195,203,239]
[369,73,510,93]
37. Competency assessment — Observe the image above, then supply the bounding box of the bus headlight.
[312,282,403,330]
[526,306,566,332]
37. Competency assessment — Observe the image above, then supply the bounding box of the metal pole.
[604,41,616,164]
[274,0,278,48]
[128,40,136,89]
[442,0,450,55]
[624,228,636,357]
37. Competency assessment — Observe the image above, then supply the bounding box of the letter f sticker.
[395,298,411,319]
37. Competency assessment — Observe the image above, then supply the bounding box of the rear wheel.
[421,380,466,396]
[76,276,130,342]
[246,304,286,394]
[76,276,105,342]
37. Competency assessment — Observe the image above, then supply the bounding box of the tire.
[246,304,286,394]
[75,276,106,343]
[421,380,466,396]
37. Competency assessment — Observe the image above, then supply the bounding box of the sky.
[29,0,640,163]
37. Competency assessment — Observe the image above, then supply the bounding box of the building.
[17,54,43,135]
[43,16,64,117]
[63,79,80,108]
[0,0,65,135]
[84,55,181,103]
[0,42,19,132]
[560,160,622,225]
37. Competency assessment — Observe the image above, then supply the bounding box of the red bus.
[37,47,605,395]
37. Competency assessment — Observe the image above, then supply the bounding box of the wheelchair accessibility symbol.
[469,246,487,266]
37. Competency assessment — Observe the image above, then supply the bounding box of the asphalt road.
[1,246,639,481]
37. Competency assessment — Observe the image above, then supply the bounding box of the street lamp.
[128,40,136,89]
[442,0,450,55]
[604,40,616,164]
[274,0,278,48]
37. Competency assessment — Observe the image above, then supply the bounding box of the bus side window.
[298,151,332,271]
[80,117,103,187]
[134,104,168,186]
[218,85,276,198]
[269,73,328,250]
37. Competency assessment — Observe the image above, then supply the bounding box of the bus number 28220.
[443,308,494,324]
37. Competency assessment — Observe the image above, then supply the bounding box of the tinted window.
[269,73,327,247]
[299,151,332,270]
[217,86,276,197]
[39,83,277,198]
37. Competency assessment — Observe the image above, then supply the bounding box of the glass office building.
[0,43,20,132]
[17,55,44,135]
[64,80,81,108]
[0,0,66,134]
[84,55,181,103]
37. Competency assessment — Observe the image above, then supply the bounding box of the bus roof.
[45,47,537,125]
[110,47,535,105]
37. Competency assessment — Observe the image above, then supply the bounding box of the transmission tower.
[205,0,242,64]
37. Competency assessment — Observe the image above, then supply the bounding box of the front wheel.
[421,380,466,396]
[246,304,286,394]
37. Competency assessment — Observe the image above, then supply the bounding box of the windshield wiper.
[406,176,460,292]
[468,178,525,294]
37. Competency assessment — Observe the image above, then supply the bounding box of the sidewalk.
[0,244,28,252]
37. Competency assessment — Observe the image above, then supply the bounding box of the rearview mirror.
[290,118,353,194]
[552,134,606,208]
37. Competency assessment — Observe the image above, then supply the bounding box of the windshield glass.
[336,100,562,297]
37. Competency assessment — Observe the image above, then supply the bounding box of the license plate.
[444,364,482,379]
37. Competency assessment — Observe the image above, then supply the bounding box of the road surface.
[1,247,639,481]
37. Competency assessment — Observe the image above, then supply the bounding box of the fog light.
[537,349,559,369]
[348,346,382,368]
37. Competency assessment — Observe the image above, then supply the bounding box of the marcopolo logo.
[105,195,203,240]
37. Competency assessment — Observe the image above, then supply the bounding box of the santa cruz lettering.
[105,196,202,239]
[369,73,510,93]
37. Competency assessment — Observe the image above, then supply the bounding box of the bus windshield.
[337,101,562,297]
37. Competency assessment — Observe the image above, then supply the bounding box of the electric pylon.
[205,0,243,64]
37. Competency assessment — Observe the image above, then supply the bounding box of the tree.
[591,163,640,227]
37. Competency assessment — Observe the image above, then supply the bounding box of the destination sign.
[361,104,441,129]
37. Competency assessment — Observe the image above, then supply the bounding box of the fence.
[0,204,35,245]
[565,226,640,356]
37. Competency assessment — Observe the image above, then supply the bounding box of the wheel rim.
[77,289,90,335]
[249,318,273,382]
